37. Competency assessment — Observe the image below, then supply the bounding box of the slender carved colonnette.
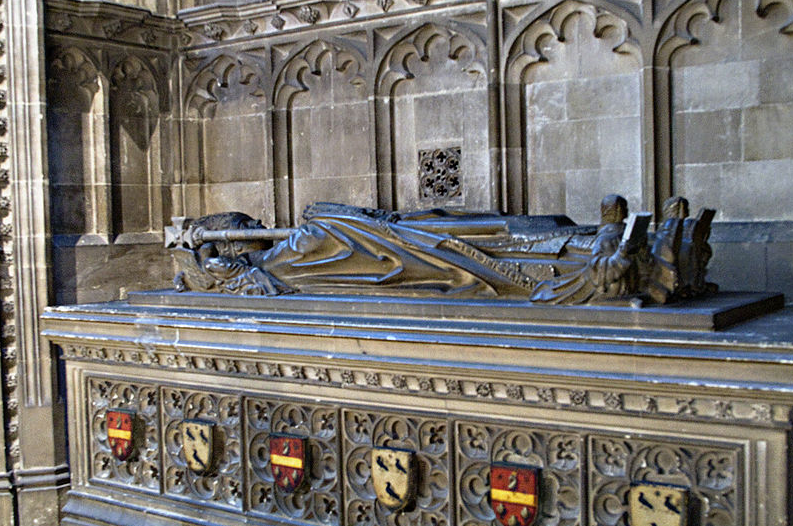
[0,0,19,474]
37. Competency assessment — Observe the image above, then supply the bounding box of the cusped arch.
[273,39,366,108]
[505,0,641,84]
[375,22,487,96]
[185,55,266,118]
[110,56,160,112]
[47,46,105,110]
[654,0,723,66]
[108,54,168,113]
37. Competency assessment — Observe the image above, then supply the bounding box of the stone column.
[3,0,69,524]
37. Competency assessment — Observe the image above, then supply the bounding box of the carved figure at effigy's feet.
[166,194,716,305]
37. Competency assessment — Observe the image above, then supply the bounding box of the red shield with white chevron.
[106,408,135,461]
[270,434,307,493]
[490,462,539,526]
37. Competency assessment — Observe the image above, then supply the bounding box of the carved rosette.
[589,436,740,525]
[162,388,242,509]
[343,410,450,526]
[89,379,160,491]
[456,422,581,526]
[246,398,341,523]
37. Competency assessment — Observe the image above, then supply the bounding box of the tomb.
[43,196,792,526]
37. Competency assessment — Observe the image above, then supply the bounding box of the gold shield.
[371,447,416,511]
[629,483,688,526]
[180,419,215,475]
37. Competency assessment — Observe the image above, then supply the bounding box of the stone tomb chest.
[43,289,793,526]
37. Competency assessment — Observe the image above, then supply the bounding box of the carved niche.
[246,397,341,523]
[343,409,450,526]
[46,47,108,237]
[272,40,367,226]
[374,23,487,210]
[109,56,163,237]
[162,388,243,509]
[89,378,160,492]
[657,0,793,222]
[183,55,269,219]
[503,0,642,223]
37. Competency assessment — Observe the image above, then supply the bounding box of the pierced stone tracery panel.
[246,397,341,524]
[88,378,160,492]
[456,421,582,526]
[162,388,243,510]
[342,409,450,526]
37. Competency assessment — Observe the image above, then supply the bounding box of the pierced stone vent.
[419,147,461,201]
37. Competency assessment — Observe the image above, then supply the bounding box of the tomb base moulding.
[42,288,792,526]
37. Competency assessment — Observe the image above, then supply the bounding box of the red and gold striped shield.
[490,463,539,526]
[106,408,135,461]
[270,434,308,493]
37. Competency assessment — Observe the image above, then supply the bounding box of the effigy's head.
[662,196,689,220]
[600,194,628,225]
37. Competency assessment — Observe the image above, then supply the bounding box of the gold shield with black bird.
[371,446,416,511]
[629,483,688,526]
[180,419,215,475]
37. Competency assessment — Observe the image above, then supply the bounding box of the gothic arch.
[375,23,487,97]
[185,55,267,119]
[653,0,793,220]
[273,39,365,108]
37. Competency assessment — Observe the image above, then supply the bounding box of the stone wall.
[43,0,793,304]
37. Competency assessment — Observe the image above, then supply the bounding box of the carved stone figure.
[167,196,716,305]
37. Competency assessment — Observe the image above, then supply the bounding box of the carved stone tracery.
[456,422,581,526]
[589,436,740,525]
[89,379,160,492]
[343,410,450,526]
[246,398,341,524]
[162,388,243,509]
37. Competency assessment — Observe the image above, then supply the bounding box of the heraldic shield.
[180,419,215,475]
[490,463,540,526]
[372,447,416,511]
[106,408,135,461]
[270,434,308,493]
[629,483,688,526]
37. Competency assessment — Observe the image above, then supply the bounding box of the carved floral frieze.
[62,344,785,429]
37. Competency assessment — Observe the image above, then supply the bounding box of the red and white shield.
[490,462,539,526]
[106,408,135,461]
[270,434,308,493]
